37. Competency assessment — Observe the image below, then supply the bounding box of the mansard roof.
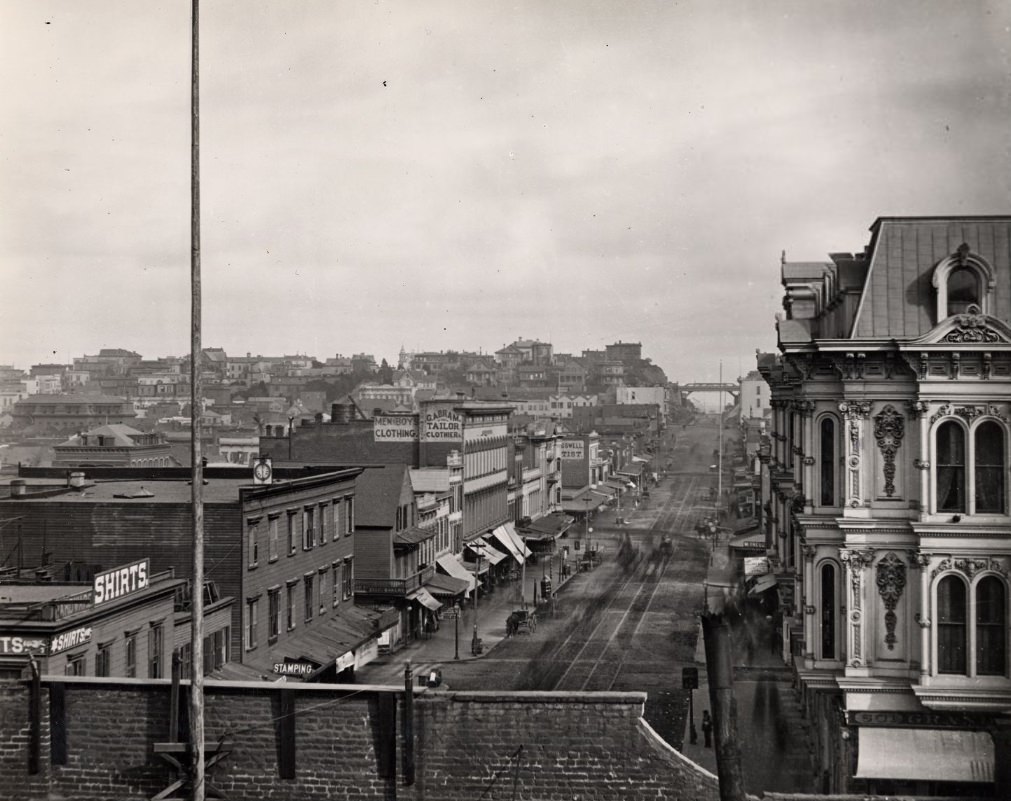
[851,216,1011,340]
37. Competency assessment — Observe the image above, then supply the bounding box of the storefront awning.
[561,490,610,513]
[490,523,531,564]
[748,573,778,595]
[730,528,766,551]
[408,586,442,611]
[425,571,470,597]
[521,512,573,540]
[436,554,476,592]
[855,727,994,784]
[466,537,507,565]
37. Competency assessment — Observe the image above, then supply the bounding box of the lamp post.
[453,603,460,660]
[471,552,481,654]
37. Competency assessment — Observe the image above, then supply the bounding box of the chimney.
[67,471,86,489]
[331,403,351,425]
[10,479,27,498]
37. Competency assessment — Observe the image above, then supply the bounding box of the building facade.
[761,217,1011,795]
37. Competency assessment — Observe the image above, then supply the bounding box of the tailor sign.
[93,559,150,606]
[373,415,419,442]
[421,404,462,442]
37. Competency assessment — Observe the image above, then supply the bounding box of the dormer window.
[932,243,995,321]
[946,267,979,316]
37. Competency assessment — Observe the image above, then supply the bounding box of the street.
[358,417,818,794]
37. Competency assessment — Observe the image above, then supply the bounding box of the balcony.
[354,565,435,598]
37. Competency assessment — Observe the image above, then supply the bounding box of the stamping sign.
[273,661,315,677]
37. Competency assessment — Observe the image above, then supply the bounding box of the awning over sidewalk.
[730,527,765,551]
[604,478,631,492]
[618,462,644,477]
[522,512,573,541]
[425,571,470,598]
[253,604,393,679]
[561,489,610,513]
[855,727,994,783]
[466,537,507,565]
[490,523,531,564]
[407,586,442,611]
[748,574,778,595]
[436,554,476,592]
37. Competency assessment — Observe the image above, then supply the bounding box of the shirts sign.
[0,635,48,656]
[94,559,150,605]
[49,626,93,656]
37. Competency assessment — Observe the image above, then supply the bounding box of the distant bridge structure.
[680,382,740,401]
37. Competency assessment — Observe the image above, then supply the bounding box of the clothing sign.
[422,404,462,442]
[49,626,93,656]
[373,415,419,442]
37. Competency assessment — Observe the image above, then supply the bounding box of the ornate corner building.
[760,217,1011,795]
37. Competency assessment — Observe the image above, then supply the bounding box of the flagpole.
[189,1,206,798]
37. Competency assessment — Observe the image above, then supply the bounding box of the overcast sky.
[1,1,1008,384]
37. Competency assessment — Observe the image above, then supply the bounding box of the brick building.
[0,467,389,677]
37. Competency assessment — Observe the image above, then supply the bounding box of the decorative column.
[912,551,931,679]
[908,401,930,517]
[839,401,871,509]
[802,544,816,662]
[840,548,875,668]
[799,400,815,511]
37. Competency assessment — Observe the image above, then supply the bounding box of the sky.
[1,0,1009,386]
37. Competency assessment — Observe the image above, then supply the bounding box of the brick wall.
[1,679,982,801]
[0,679,722,801]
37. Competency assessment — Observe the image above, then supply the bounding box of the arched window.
[937,575,968,674]
[975,422,1005,514]
[947,267,980,316]
[819,417,836,506]
[936,422,966,513]
[976,577,1006,676]
[820,562,837,659]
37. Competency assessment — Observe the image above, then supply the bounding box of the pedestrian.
[701,710,713,748]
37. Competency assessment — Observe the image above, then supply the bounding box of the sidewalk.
[358,556,582,684]
[680,529,815,792]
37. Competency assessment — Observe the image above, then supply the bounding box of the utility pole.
[717,361,724,522]
[189,2,206,799]
[701,612,746,801]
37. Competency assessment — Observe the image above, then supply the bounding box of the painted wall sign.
[273,661,315,677]
[421,404,463,442]
[560,440,585,460]
[94,559,150,605]
[49,626,93,656]
[373,415,419,442]
[0,635,48,656]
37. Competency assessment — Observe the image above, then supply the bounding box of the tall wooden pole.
[189,1,206,799]
[701,612,746,801]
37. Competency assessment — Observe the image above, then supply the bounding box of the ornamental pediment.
[908,311,1011,347]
